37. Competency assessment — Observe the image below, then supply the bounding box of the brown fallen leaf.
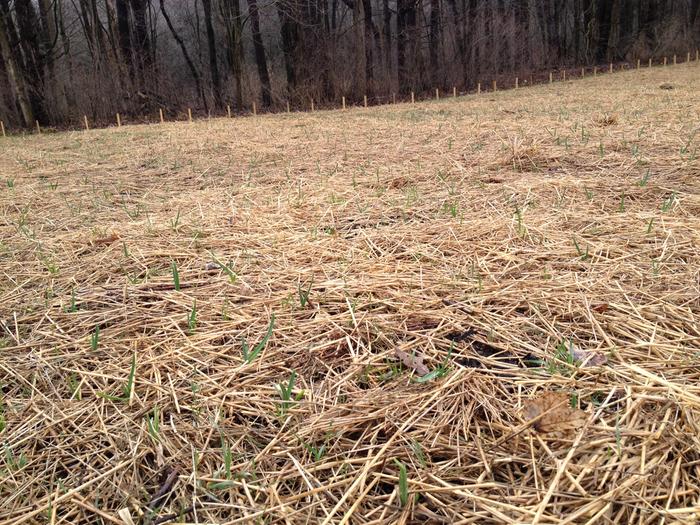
[387,176,409,189]
[92,233,120,246]
[592,303,609,313]
[394,348,430,376]
[593,113,618,126]
[570,344,607,367]
[522,391,587,435]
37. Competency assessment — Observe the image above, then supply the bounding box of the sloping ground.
[0,64,699,524]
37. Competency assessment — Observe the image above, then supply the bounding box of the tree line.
[1,0,699,129]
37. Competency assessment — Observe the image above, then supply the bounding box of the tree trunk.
[429,0,441,85]
[606,0,622,61]
[14,0,47,121]
[116,0,132,77]
[397,0,417,91]
[276,3,298,93]
[0,6,34,126]
[247,0,272,107]
[383,0,391,76]
[222,0,244,110]
[353,0,366,97]
[130,0,151,74]
[202,0,222,108]
[159,0,207,112]
[362,0,373,96]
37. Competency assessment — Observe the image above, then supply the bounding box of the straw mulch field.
[1,64,699,524]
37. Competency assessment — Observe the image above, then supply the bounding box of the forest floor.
[1,63,699,524]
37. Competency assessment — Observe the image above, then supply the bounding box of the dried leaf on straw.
[522,392,587,435]
[569,344,607,367]
[91,233,120,246]
[394,348,430,376]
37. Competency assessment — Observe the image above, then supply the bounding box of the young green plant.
[97,354,137,402]
[242,314,275,363]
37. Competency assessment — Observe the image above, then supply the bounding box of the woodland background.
[1,0,699,128]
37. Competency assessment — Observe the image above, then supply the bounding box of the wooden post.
[0,120,5,137]
[637,59,640,69]
[663,56,667,66]
[477,82,481,94]
[253,102,257,115]
[411,91,415,104]
[435,88,439,100]
[515,77,518,89]
[116,113,121,127]
[687,52,690,63]
[492,80,497,91]
[609,63,613,73]
[594,66,597,76]
[649,58,652,68]
[696,49,699,61]
[563,70,567,81]
[226,105,231,118]
[36,121,41,133]
[342,96,346,110]
[286,101,290,113]
[188,108,192,122]
[310,99,314,112]
[673,54,676,65]
[393,93,396,104]
[453,86,457,97]
[581,67,585,77]
[83,115,89,130]
[549,71,553,83]
[364,95,367,107]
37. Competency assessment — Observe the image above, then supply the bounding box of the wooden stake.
[581,67,585,77]
[664,56,667,66]
[342,96,346,110]
[649,58,652,68]
[453,86,457,97]
[673,54,676,65]
[411,91,415,104]
[492,80,497,91]
[515,77,518,88]
[687,52,690,63]
[187,108,192,122]
[159,108,164,123]
[0,120,5,137]
[594,66,597,76]
[477,82,481,94]
[364,94,367,107]
[393,93,396,104]
[696,49,699,61]
[637,59,640,69]
[433,88,438,100]
[253,102,257,115]
[286,101,290,113]
[226,105,231,118]
[563,70,566,81]
[609,63,613,73]
[310,99,314,112]
[83,115,89,130]
[116,113,121,127]
[549,72,553,83]
[36,120,41,133]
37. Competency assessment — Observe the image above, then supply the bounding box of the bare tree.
[247,0,272,107]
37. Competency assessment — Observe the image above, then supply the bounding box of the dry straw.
[0,64,699,524]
